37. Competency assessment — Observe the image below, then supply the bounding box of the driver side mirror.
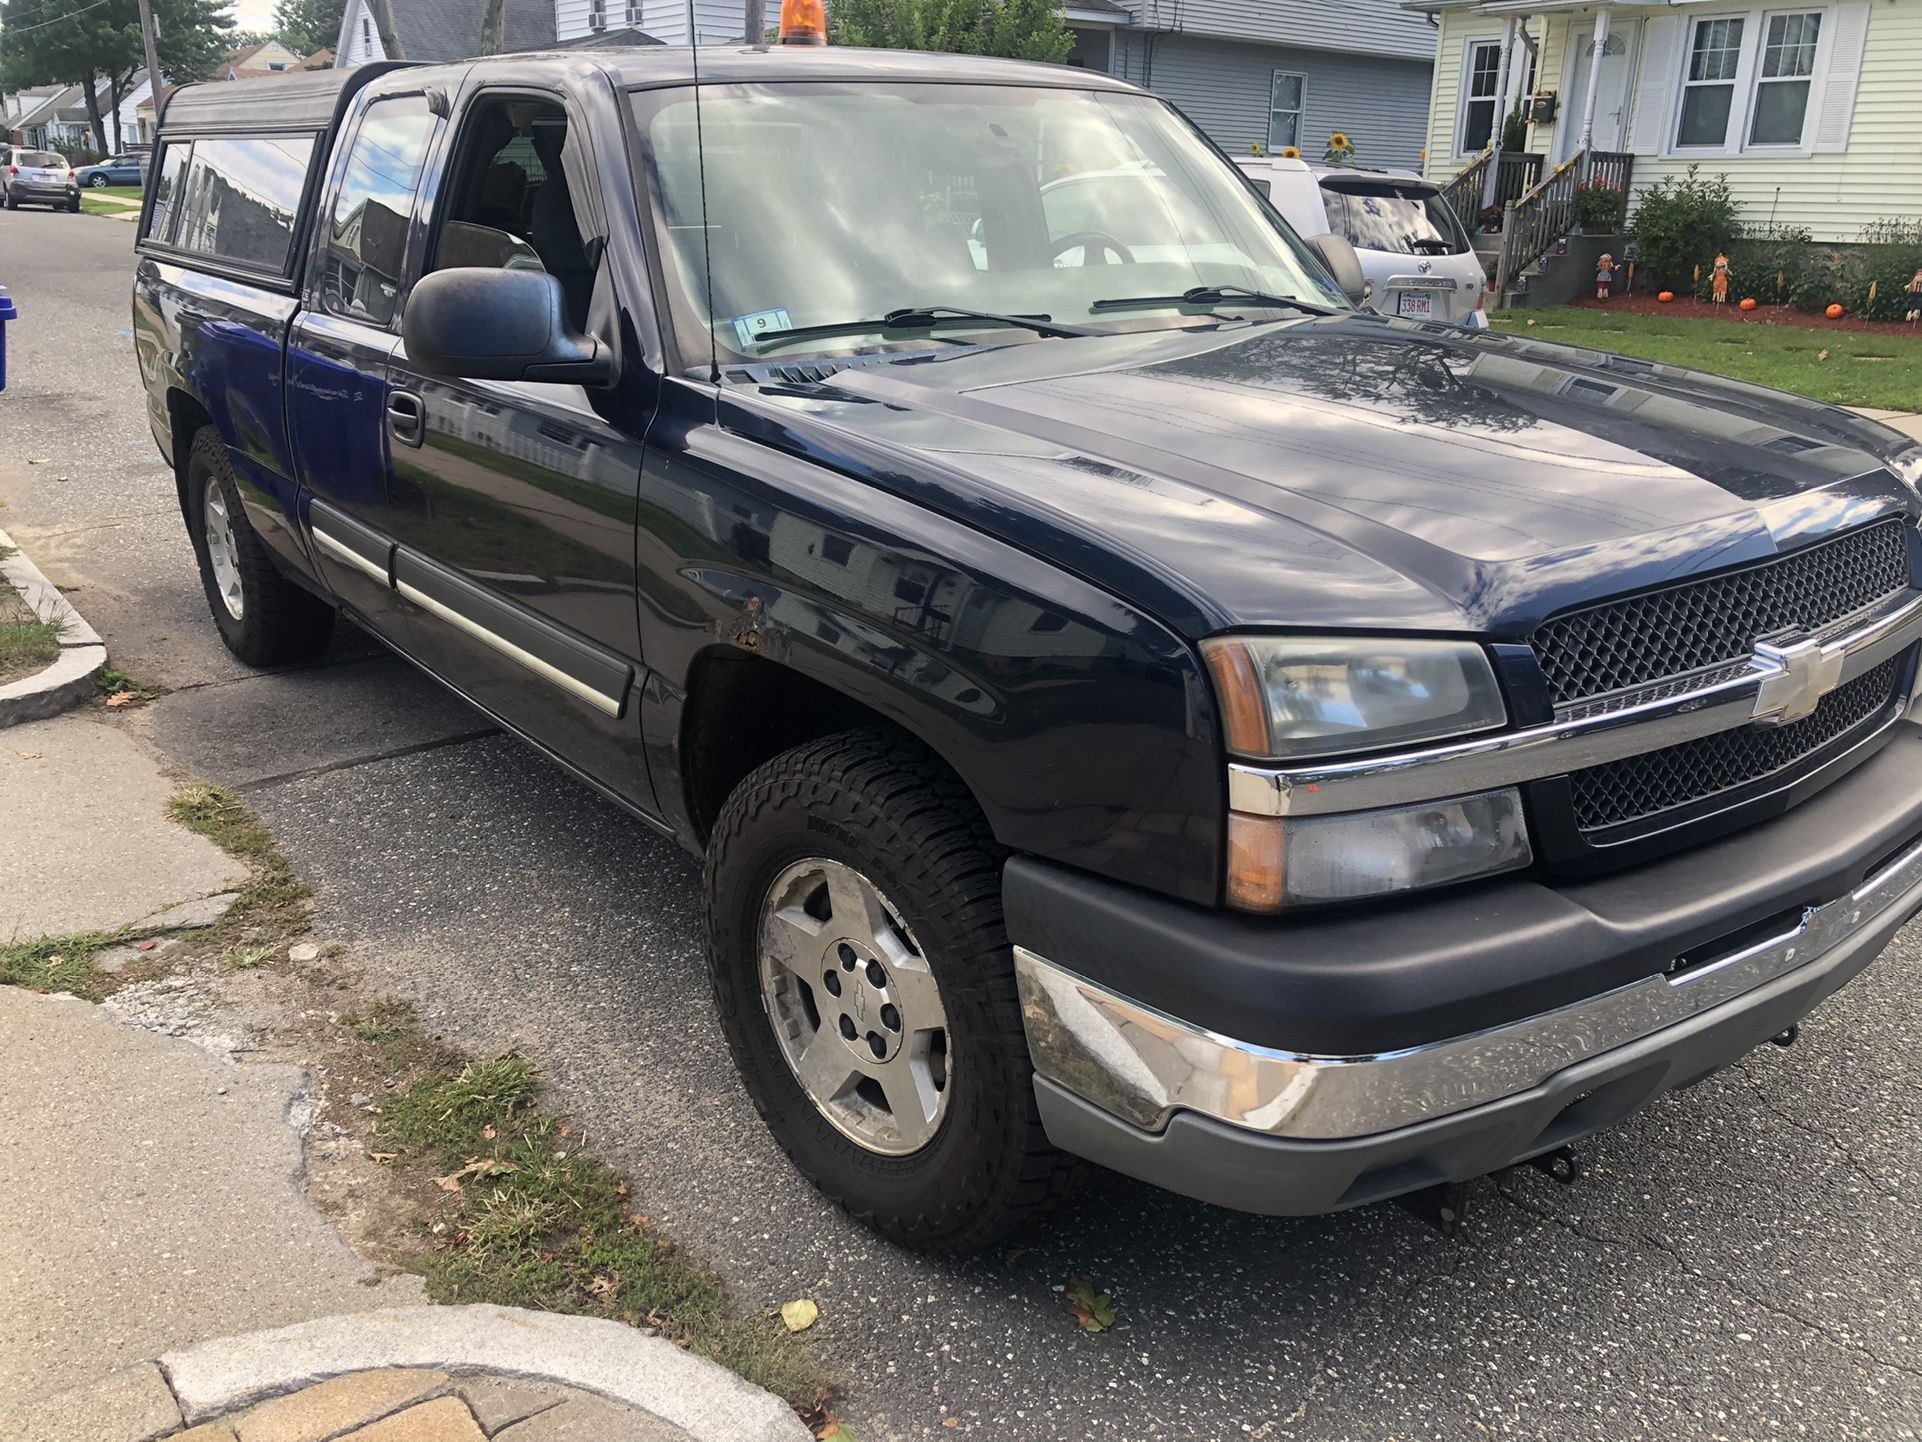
[403,267,614,386]
[1303,232,1370,308]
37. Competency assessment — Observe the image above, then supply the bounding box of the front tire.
[184,427,335,666]
[704,730,1075,1252]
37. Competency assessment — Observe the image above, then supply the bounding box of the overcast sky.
[229,0,285,36]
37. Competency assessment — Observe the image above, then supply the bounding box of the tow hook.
[1771,1025,1799,1048]
[1524,1144,1582,1185]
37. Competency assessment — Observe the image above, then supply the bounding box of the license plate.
[1397,291,1434,318]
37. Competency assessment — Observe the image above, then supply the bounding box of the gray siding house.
[329,0,1437,171]
[1070,0,1439,169]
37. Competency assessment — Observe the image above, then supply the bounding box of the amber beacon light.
[780,0,827,44]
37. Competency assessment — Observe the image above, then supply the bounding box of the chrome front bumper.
[1016,832,1922,1144]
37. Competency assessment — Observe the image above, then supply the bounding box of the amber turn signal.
[780,0,827,44]
[1225,812,1286,913]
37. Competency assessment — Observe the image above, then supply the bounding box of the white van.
[1236,157,1489,327]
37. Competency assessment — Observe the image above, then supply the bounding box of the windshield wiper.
[1089,285,1334,316]
[750,306,1092,351]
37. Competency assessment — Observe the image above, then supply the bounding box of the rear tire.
[66,194,80,213]
[704,730,1075,1253]
[184,427,335,667]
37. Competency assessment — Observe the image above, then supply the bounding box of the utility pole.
[743,0,766,44]
[135,0,164,113]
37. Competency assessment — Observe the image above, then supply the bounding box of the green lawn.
[90,184,143,200]
[1490,307,1922,410]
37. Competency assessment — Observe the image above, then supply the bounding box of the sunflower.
[1329,131,1351,150]
[1281,146,1301,159]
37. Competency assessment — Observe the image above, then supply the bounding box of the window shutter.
[1627,12,1682,153]
[1813,2,1871,153]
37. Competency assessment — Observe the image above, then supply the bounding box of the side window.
[169,135,316,273]
[430,96,599,330]
[319,96,441,327]
[144,141,191,243]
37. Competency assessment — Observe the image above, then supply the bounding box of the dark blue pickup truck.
[134,47,1922,1250]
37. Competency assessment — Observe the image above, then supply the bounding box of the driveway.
[3,208,1919,1441]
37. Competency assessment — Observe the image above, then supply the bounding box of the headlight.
[1225,789,1532,911]
[1201,635,1507,760]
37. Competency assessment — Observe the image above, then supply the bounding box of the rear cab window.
[1319,180,1470,257]
[18,151,66,169]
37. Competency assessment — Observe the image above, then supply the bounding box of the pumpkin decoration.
[1657,290,1675,303]
[1827,303,1846,319]
[1739,297,1758,311]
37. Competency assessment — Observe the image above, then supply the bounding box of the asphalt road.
[4,209,1920,1442]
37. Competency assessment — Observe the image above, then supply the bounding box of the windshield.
[633,82,1345,366]
[1318,180,1470,257]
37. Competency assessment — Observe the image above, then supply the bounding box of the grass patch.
[0,932,117,999]
[0,584,61,685]
[166,782,310,936]
[344,996,422,1044]
[374,1054,832,1411]
[1491,307,1922,409]
[77,195,135,217]
[95,666,168,707]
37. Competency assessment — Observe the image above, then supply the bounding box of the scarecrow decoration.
[1711,253,1731,304]
[1907,267,1922,326]
[1595,252,1616,302]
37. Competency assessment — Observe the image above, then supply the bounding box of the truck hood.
[727,314,1918,638]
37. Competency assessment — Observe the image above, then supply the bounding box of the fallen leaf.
[136,940,157,952]
[434,1173,464,1193]
[1819,349,1830,361]
[1063,1275,1118,1333]
[103,691,137,708]
[614,1180,629,1197]
[780,1298,820,1333]
[369,1151,398,1163]
[944,1418,961,1429]
[17,751,41,759]
[480,1124,497,1140]
[586,1272,620,1297]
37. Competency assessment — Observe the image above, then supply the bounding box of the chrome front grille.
[1532,519,1911,707]
[1567,653,1905,833]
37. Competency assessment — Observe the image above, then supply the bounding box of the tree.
[826,0,1071,63]
[0,0,233,155]
[270,0,345,54]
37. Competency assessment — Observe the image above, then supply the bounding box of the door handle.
[387,390,425,448]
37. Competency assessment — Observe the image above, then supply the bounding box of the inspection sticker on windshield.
[732,309,793,347]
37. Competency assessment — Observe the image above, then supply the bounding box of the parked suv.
[1237,156,1487,326]
[5,149,81,211]
[134,53,1922,1250]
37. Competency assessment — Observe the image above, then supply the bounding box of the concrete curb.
[0,525,105,728]
[159,1305,814,1442]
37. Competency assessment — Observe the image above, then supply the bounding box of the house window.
[1677,16,1745,146]
[1751,11,1822,144]
[1460,40,1504,153]
[625,1,643,25]
[1676,10,1825,151]
[820,534,853,565]
[1267,72,1305,151]
[589,0,607,29]
[361,16,371,48]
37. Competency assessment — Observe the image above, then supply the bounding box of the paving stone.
[232,1370,447,1442]
[492,1395,697,1442]
[2,1362,182,1442]
[453,1379,563,1435]
[338,1397,485,1441]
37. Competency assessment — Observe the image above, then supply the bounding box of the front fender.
[636,422,1223,907]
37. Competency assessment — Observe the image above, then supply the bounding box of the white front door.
[1562,20,1640,158]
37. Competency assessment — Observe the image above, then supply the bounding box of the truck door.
[288,90,444,644]
[382,85,655,810]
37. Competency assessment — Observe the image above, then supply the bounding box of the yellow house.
[1413,0,1920,243]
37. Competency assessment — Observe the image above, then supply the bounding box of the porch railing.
[1438,150,1543,231]
[1493,149,1634,300]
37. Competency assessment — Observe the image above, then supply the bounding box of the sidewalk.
[0,537,812,1442]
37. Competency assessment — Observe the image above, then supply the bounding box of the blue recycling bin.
[0,286,15,392]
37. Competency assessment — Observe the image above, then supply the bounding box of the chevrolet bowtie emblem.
[1751,637,1844,726]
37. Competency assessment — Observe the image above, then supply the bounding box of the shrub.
[1851,217,1922,321]
[1571,179,1625,232]
[1629,165,1740,290]
[1720,225,1816,307]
